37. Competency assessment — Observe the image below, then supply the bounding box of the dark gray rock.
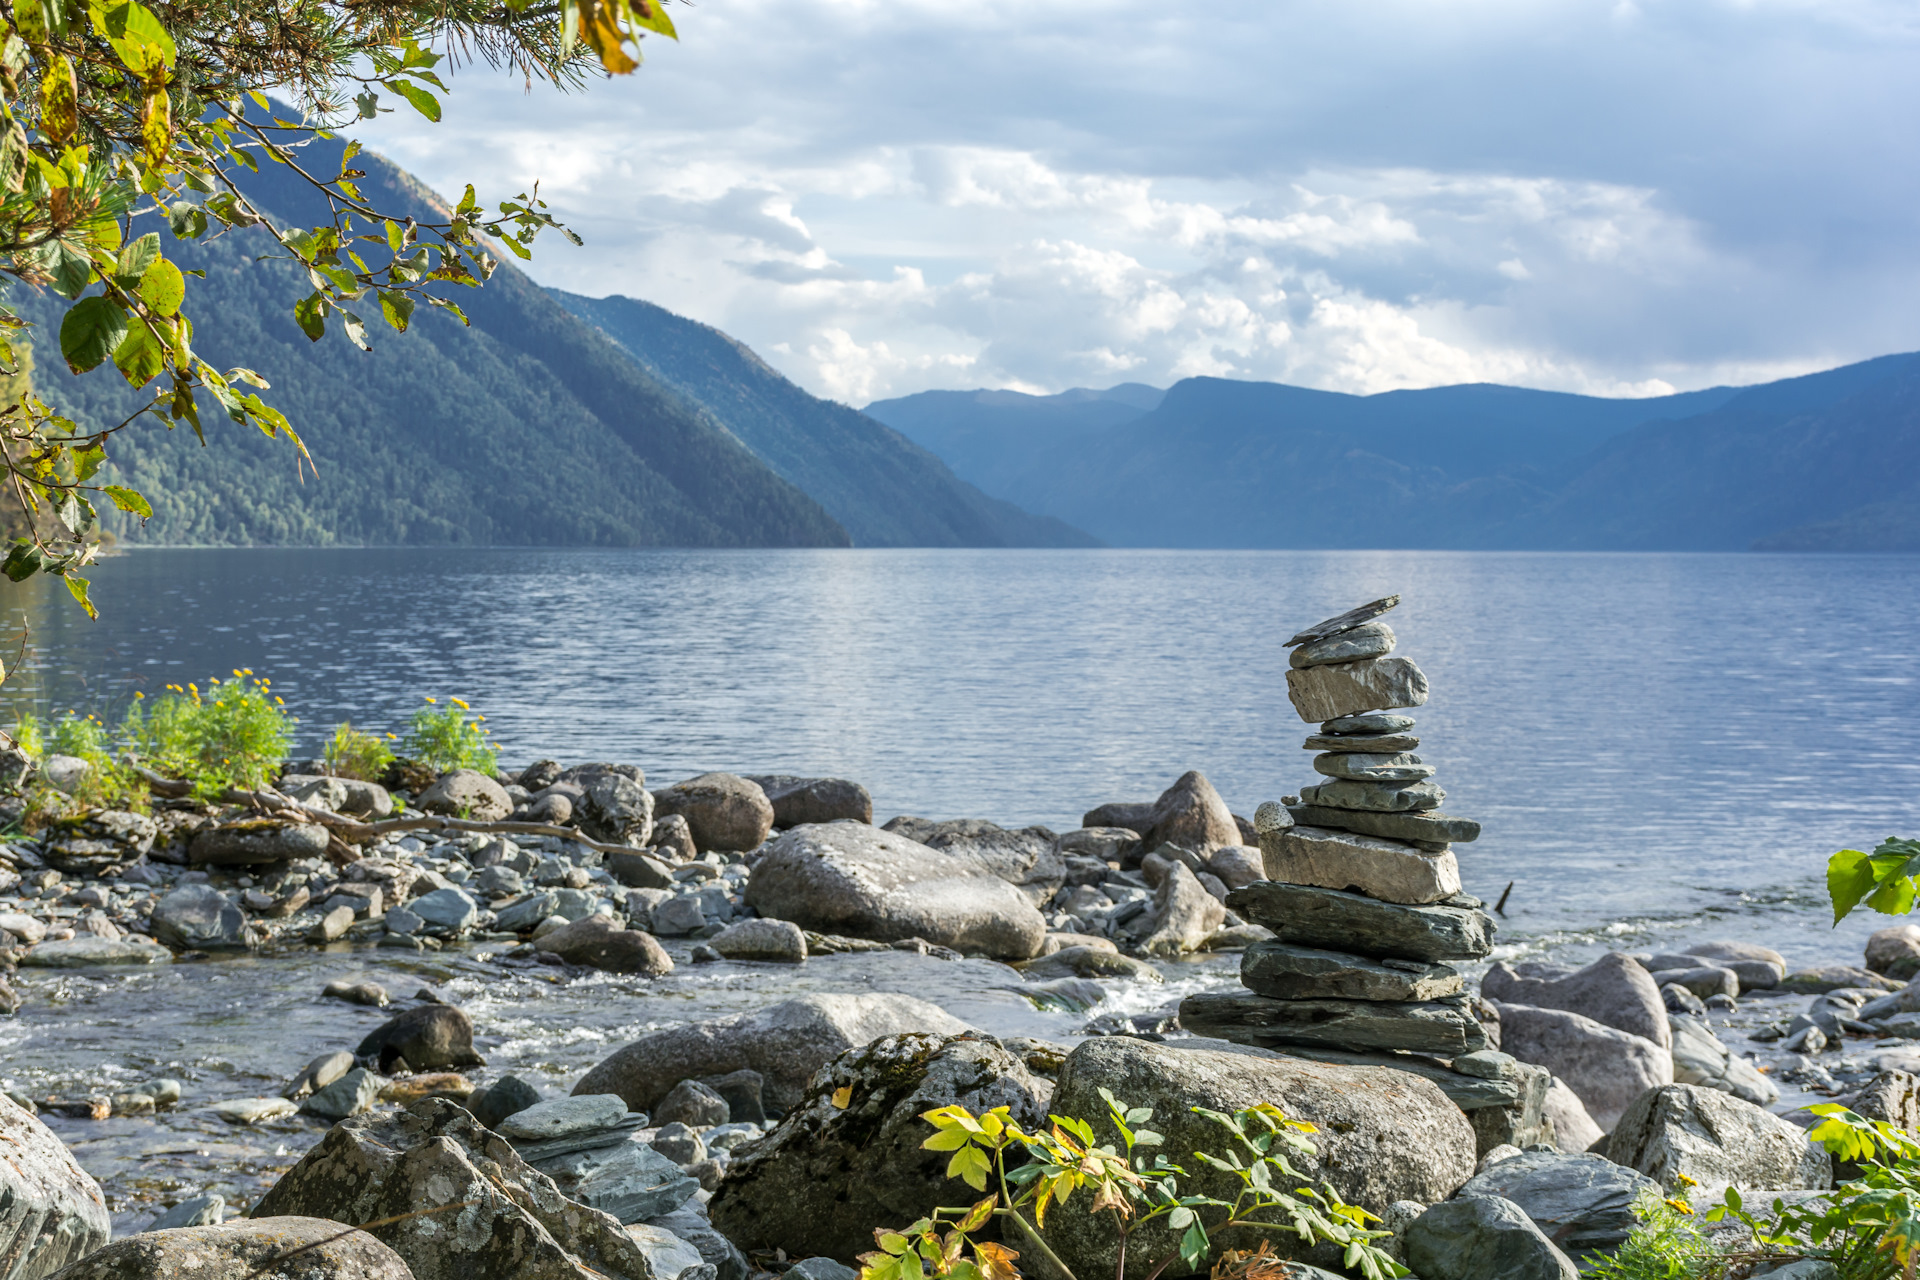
[1405,1196,1580,1280]
[149,884,254,951]
[1078,802,1155,837]
[497,1095,635,1144]
[1297,776,1444,812]
[469,1075,541,1129]
[1303,731,1420,753]
[188,820,331,866]
[1662,982,1708,1015]
[495,892,562,933]
[1455,1150,1658,1258]
[250,1098,661,1280]
[142,1192,225,1231]
[1018,945,1163,983]
[650,1122,706,1166]
[1290,621,1395,668]
[409,887,480,936]
[1033,1035,1473,1277]
[574,993,971,1115]
[49,1218,412,1280]
[1607,1084,1831,1198]
[355,1003,484,1072]
[1285,596,1400,647]
[606,851,675,889]
[1781,965,1900,994]
[1287,805,1480,845]
[743,824,1046,959]
[536,917,674,975]
[709,1033,1051,1261]
[1650,965,1740,1000]
[300,1067,385,1121]
[1180,990,1490,1055]
[645,1207,748,1280]
[1322,712,1417,733]
[417,769,513,822]
[655,1080,730,1128]
[0,1094,110,1276]
[700,1070,767,1126]
[1227,882,1496,962]
[533,1140,698,1223]
[746,776,873,828]
[1482,954,1671,1049]
[578,773,655,847]
[1242,940,1461,1002]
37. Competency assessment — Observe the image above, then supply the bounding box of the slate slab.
[1242,940,1461,1002]
[1227,881,1496,962]
[1179,990,1490,1056]
[1288,804,1480,844]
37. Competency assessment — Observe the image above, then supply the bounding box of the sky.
[350,0,1920,406]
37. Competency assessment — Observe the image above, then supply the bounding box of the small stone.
[208,1097,297,1124]
[322,979,390,1006]
[1322,712,1417,734]
[1783,1025,1827,1054]
[469,1075,542,1129]
[652,895,707,936]
[1781,965,1900,994]
[1241,940,1461,1001]
[300,1067,385,1121]
[1287,804,1480,845]
[1312,751,1436,781]
[710,918,807,963]
[241,889,274,911]
[189,821,331,865]
[1290,621,1396,669]
[652,1120,707,1166]
[622,1221,706,1274]
[410,887,480,935]
[0,912,47,944]
[1649,965,1739,1000]
[19,936,171,967]
[1285,655,1429,723]
[1453,1049,1515,1080]
[606,850,675,889]
[144,1079,183,1107]
[285,1050,356,1100]
[655,1079,731,1128]
[383,906,424,936]
[493,891,561,933]
[310,905,354,943]
[1304,731,1421,753]
[1662,983,1707,1015]
[1259,825,1461,905]
[788,1259,859,1280]
[496,1093,634,1142]
[1298,777,1446,812]
[143,1192,225,1231]
[110,1093,156,1116]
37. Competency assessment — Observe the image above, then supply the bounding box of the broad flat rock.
[1311,751,1435,781]
[1288,804,1480,845]
[1181,990,1489,1056]
[1284,595,1400,647]
[1289,622,1395,669]
[1303,732,1419,753]
[1259,824,1461,905]
[1241,940,1461,1002]
[1322,712,1415,734]
[1285,655,1428,723]
[1270,1045,1522,1111]
[1228,881,1496,962]
[1298,776,1445,812]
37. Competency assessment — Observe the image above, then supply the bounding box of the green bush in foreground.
[401,697,497,775]
[323,721,395,782]
[123,671,294,796]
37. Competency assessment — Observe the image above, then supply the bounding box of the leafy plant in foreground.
[1829,838,1920,925]
[857,1093,1402,1280]
[1584,1184,1720,1280]
[400,696,495,775]
[323,721,393,782]
[122,669,293,795]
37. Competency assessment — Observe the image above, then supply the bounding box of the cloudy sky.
[352,0,1920,405]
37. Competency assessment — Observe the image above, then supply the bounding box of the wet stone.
[1241,940,1462,1002]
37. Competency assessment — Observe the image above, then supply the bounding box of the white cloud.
[346,0,1920,403]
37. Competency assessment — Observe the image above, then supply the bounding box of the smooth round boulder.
[709,918,807,963]
[149,884,254,951]
[652,773,773,852]
[416,769,512,821]
[0,1094,110,1278]
[189,821,331,866]
[354,1004,484,1072]
[744,823,1046,959]
[1607,1083,1831,1198]
[1867,925,1920,980]
[1145,770,1240,853]
[47,1218,413,1280]
[746,775,873,828]
[1404,1196,1579,1280]
[535,916,673,975]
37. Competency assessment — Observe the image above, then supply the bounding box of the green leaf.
[51,241,94,299]
[339,309,370,351]
[167,201,208,240]
[379,290,415,333]
[947,1145,992,1193]
[138,258,185,315]
[60,297,130,374]
[294,293,329,342]
[111,321,165,387]
[63,573,96,618]
[1178,1222,1208,1269]
[96,1,176,77]
[631,0,677,38]
[73,446,106,482]
[102,485,151,518]
[1,542,40,582]
[386,79,441,122]
[115,231,161,284]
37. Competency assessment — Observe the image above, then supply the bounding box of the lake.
[4,545,1918,963]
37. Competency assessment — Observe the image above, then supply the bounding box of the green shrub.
[8,707,144,821]
[124,671,295,797]
[401,697,497,774]
[1585,1186,1719,1280]
[324,722,395,782]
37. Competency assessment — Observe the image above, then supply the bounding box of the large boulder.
[1034,1037,1475,1277]
[577,773,655,848]
[45,1219,412,1280]
[1492,1003,1671,1131]
[150,884,255,951]
[573,993,973,1115]
[746,776,872,828]
[188,821,330,866]
[1145,771,1240,853]
[1135,862,1226,956]
[1670,1014,1778,1106]
[1454,1150,1657,1259]
[354,1004,484,1072]
[652,774,773,852]
[250,1099,665,1280]
[743,824,1046,959]
[0,1094,111,1279]
[1867,926,1920,980]
[416,769,513,821]
[879,818,1065,905]
[709,1033,1052,1261]
[1481,954,1670,1050]
[1403,1196,1578,1280]
[1606,1084,1831,1199]
[1543,1079,1605,1154]
[535,917,673,975]
[1080,802,1154,838]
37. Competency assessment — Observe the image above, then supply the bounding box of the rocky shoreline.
[4,599,1920,1278]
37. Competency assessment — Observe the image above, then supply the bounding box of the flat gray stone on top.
[1322,712,1416,734]
[496,1093,635,1142]
[1284,595,1400,647]
[1299,776,1446,812]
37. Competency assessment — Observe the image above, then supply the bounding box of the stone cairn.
[1180,595,1551,1153]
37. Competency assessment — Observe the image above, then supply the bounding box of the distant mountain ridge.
[864,356,1920,551]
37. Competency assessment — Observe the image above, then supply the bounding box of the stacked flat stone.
[1181,596,1546,1151]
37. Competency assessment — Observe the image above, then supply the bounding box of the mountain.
[550,293,1095,547]
[865,357,1920,551]
[862,384,1163,500]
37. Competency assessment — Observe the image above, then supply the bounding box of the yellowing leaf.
[972,1243,1020,1280]
[41,55,77,143]
[139,258,185,316]
[102,485,151,518]
[922,1128,972,1152]
[630,0,677,38]
[955,1198,995,1234]
[139,86,171,166]
[832,1085,853,1109]
[947,1145,991,1193]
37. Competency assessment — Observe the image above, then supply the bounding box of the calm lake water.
[6,546,1918,961]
